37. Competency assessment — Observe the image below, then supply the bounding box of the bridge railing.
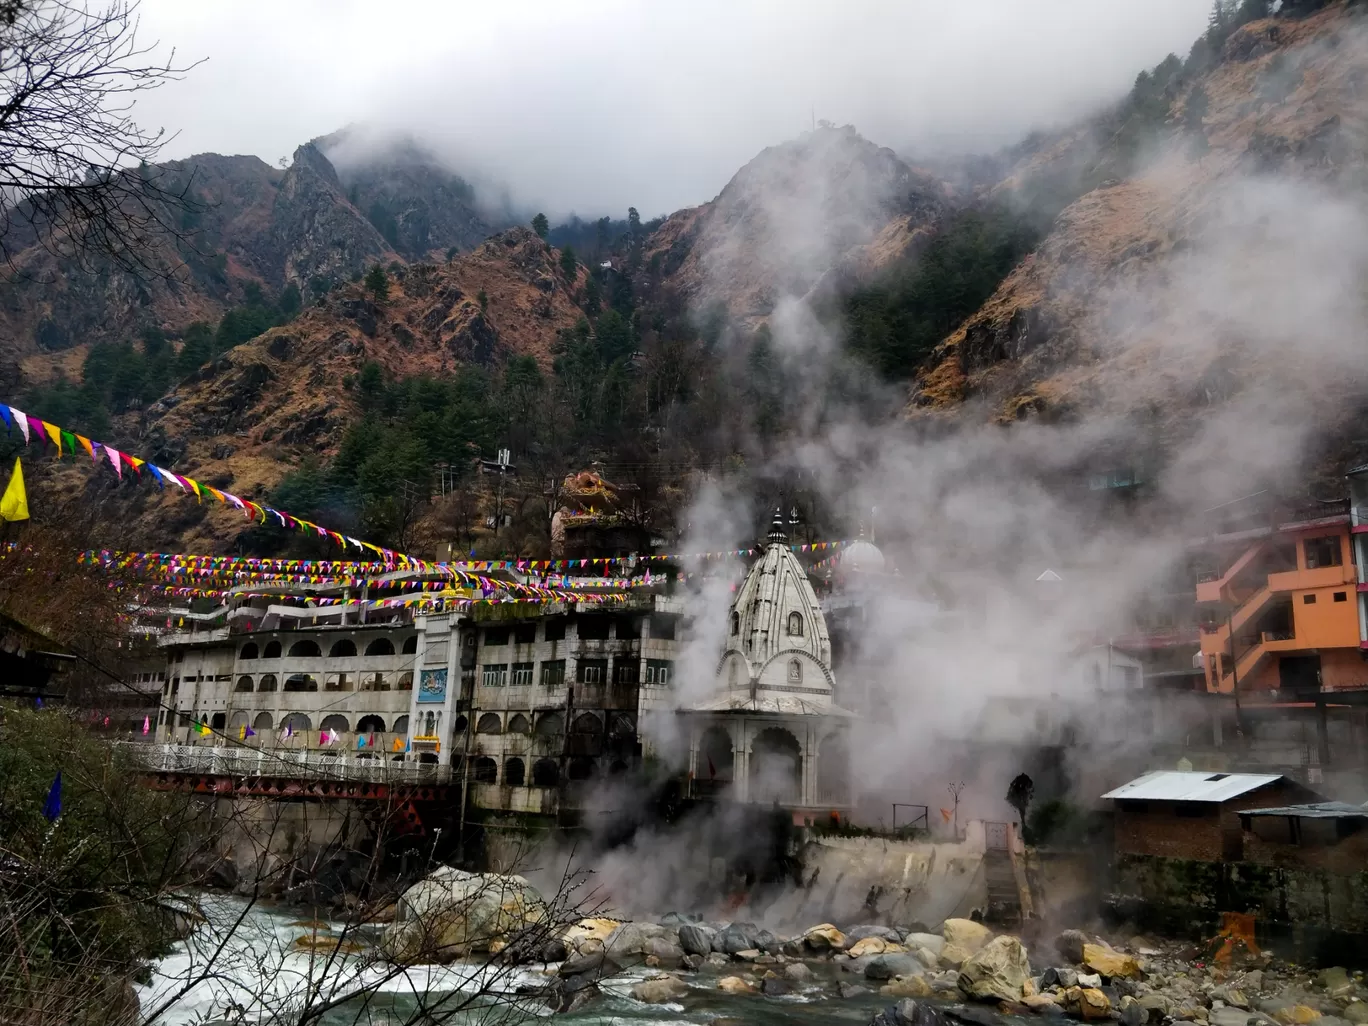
[116,742,452,785]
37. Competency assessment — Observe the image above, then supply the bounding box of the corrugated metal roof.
[1101,771,1284,803]
[1240,801,1368,820]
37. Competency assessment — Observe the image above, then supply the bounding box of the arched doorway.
[817,732,850,805]
[749,727,802,805]
[504,758,526,786]
[252,711,274,731]
[698,726,734,796]
[532,758,560,786]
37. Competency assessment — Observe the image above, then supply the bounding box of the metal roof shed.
[1101,771,1287,803]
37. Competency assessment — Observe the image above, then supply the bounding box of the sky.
[132,0,1214,219]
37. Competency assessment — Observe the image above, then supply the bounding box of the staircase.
[984,848,1020,925]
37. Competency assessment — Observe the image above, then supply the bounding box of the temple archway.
[749,727,802,805]
[699,726,734,789]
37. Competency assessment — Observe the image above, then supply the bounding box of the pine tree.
[531,213,549,239]
[364,265,389,304]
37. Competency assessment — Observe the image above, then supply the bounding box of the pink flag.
[106,447,122,478]
[142,716,149,735]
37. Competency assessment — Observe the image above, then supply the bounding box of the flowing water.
[139,895,895,1026]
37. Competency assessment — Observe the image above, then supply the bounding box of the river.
[138,895,897,1026]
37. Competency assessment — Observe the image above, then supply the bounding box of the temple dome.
[838,538,886,574]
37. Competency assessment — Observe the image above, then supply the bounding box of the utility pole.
[493,447,511,538]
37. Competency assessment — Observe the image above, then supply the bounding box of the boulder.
[1139,994,1176,1021]
[682,952,705,971]
[1273,1007,1323,1025]
[631,974,689,1004]
[659,911,701,927]
[784,962,813,982]
[558,949,619,978]
[1212,1009,1255,1026]
[849,925,906,943]
[548,974,601,1014]
[875,997,950,1026]
[1077,972,1102,988]
[869,953,926,981]
[1083,943,1142,980]
[906,932,947,956]
[733,948,761,961]
[1077,988,1112,1020]
[380,866,548,963]
[1121,998,1148,1026]
[883,975,934,998]
[1214,988,1252,1010]
[1343,1005,1368,1026]
[678,924,717,957]
[716,922,764,954]
[562,917,621,954]
[850,936,906,958]
[718,975,757,994]
[939,944,973,969]
[943,919,993,955]
[644,936,686,967]
[754,928,779,952]
[1055,929,1090,964]
[957,936,1031,1004]
[762,975,792,996]
[606,921,676,961]
[839,981,869,999]
[1023,994,1063,1013]
[1321,969,1353,996]
[804,923,848,950]
[1042,966,1079,989]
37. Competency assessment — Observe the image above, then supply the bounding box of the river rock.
[1139,994,1176,1021]
[850,936,907,958]
[762,975,792,996]
[870,953,926,981]
[733,948,761,961]
[1042,966,1079,989]
[1322,969,1354,996]
[840,981,869,999]
[940,944,973,969]
[659,911,701,926]
[957,935,1031,1003]
[1343,1005,1368,1025]
[906,932,947,956]
[549,975,600,1014]
[1214,988,1252,1010]
[1212,1009,1256,1026]
[1077,972,1102,988]
[943,919,992,954]
[883,975,934,998]
[606,921,676,961]
[562,917,620,953]
[849,925,905,943]
[784,962,813,982]
[873,998,950,1026]
[1083,943,1141,979]
[1055,929,1089,964]
[380,866,548,963]
[716,922,764,954]
[678,924,716,957]
[1274,1006,1323,1025]
[718,975,756,994]
[682,952,704,971]
[1121,997,1147,1026]
[1024,993,1063,1013]
[1070,987,1111,1020]
[805,923,848,950]
[632,974,689,1004]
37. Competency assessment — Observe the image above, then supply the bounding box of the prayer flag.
[42,771,61,822]
[0,458,29,521]
[10,408,27,443]
[941,808,953,823]
[244,725,255,738]
[142,716,150,736]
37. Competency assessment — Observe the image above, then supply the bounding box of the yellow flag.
[0,458,28,521]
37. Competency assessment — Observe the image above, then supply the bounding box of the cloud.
[131,0,1211,216]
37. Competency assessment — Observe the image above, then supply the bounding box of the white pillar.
[733,719,749,803]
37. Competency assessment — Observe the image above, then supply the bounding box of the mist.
[132,0,1211,217]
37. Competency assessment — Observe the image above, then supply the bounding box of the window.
[511,662,534,686]
[1304,594,1317,605]
[258,674,277,692]
[573,712,602,734]
[787,612,804,637]
[482,664,509,687]
[616,616,641,639]
[788,659,803,683]
[507,713,530,734]
[329,639,357,657]
[651,614,677,640]
[730,611,739,636]
[235,675,253,692]
[1175,802,1214,818]
[329,674,352,694]
[240,642,259,659]
[393,715,409,735]
[473,757,498,783]
[397,671,413,690]
[1305,535,1342,569]
[615,660,639,685]
[514,624,537,645]
[728,661,739,687]
[263,640,281,659]
[646,660,674,686]
[504,758,526,786]
[541,659,566,687]
[365,638,395,656]
[1335,592,1348,602]
[545,617,566,642]
[535,711,564,737]
[1121,665,1140,688]
[532,758,560,786]
[356,714,385,733]
[288,640,321,657]
[578,659,607,684]
[476,713,502,734]
[361,671,387,691]
[320,714,350,734]
[484,627,509,646]
[284,674,318,692]
[578,617,610,640]
[210,712,226,730]
[402,635,418,654]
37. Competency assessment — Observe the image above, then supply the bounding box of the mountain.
[645,125,951,328]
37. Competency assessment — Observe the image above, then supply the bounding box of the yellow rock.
[1022,978,1037,998]
[1274,1006,1322,1025]
[943,918,993,954]
[1023,994,1061,1012]
[939,943,973,969]
[488,937,507,955]
[293,934,364,955]
[1079,988,1112,1020]
[803,924,848,950]
[562,917,621,951]
[1083,943,1142,979]
[882,974,932,998]
[848,936,905,958]
[718,975,757,995]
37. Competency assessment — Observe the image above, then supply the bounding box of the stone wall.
[1111,853,1368,965]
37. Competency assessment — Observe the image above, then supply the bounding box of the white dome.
[839,539,886,573]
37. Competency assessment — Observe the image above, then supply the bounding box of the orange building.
[1197,509,1366,696]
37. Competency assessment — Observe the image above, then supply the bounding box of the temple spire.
[767,506,787,544]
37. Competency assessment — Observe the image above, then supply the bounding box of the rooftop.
[1239,801,1368,820]
[1101,770,1285,803]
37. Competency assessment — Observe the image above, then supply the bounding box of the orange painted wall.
[1322,648,1368,691]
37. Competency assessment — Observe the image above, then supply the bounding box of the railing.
[1262,630,1295,643]
[116,742,452,784]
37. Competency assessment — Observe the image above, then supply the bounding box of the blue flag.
[42,771,61,822]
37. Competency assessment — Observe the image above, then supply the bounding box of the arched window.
[282,712,312,732]
[402,635,418,654]
[476,713,502,735]
[393,714,409,735]
[788,659,803,683]
[535,711,564,737]
[258,673,277,692]
[365,638,395,656]
[532,758,560,786]
[453,714,469,734]
[240,642,259,659]
[328,639,357,657]
[787,612,803,637]
[730,611,739,636]
[356,714,386,733]
[210,712,226,730]
[235,675,253,692]
[728,661,739,687]
[324,673,351,692]
[263,640,282,659]
[568,757,595,781]
[252,711,274,731]
[573,712,601,734]
[289,640,321,657]
[284,673,318,692]
[397,671,413,691]
[320,714,350,734]
[609,712,635,737]
[507,713,530,734]
[504,757,526,786]
[473,757,498,783]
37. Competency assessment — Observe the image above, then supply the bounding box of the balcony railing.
[116,742,451,784]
